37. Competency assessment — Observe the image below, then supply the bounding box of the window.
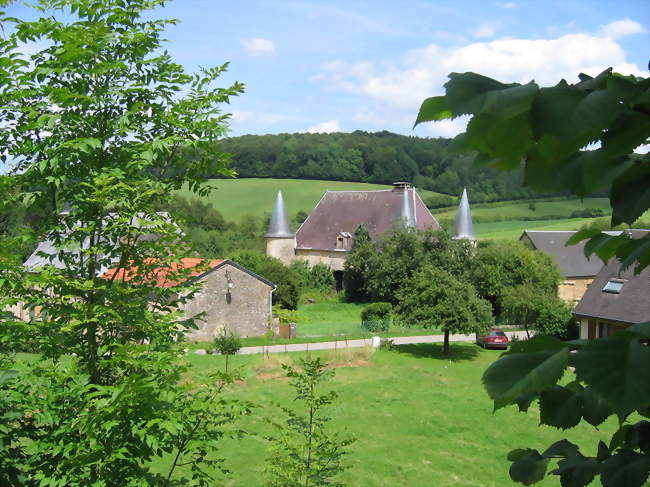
[602,279,626,294]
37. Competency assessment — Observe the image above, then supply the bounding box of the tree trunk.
[443,328,450,355]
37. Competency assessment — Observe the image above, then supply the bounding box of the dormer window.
[336,232,352,250]
[603,279,626,294]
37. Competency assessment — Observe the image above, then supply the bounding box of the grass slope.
[433,197,611,222]
[166,345,616,486]
[473,217,600,240]
[178,178,443,222]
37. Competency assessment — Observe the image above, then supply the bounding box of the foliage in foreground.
[266,357,354,487]
[482,327,650,487]
[0,0,247,484]
[415,68,649,273]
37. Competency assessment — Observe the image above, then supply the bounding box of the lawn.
[189,298,445,349]
[161,344,618,486]
[177,178,444,222]
[433,196,611,222]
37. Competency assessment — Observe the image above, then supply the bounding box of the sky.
[6,0,650,139]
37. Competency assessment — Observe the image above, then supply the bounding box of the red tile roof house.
[103,258,276,341]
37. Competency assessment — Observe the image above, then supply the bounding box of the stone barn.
[103,258,276,341]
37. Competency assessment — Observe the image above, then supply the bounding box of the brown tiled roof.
[573,258,650,325]
[295,189,440,251]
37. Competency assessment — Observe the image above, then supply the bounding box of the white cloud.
[317,31,646,124]
[600,19,646,39]
[232,110,290,125]
[634,144,650,155]
[495,2,517,8]
[473,24,496,38]
[242,38,275,55]
[305,120,341,133]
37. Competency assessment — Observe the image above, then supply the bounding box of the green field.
[158,345,617,486]
[433,197,611,222]
[473,217,599,240]
[178,178,443,222]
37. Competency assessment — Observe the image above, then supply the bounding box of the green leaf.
[483,336,569,408]
[539,386,583,429]
[551,453,600,487]
[444,72,509,117]
[414,96,452,127]
[610,160,650,226]
[617,234,650,275]
[581,387,611,427]
[542,439,579,458]
[465,112,533,170]
[572,335,650,419]
[566,229,601,246]
[627,322,650,339]
[600,450,650,487]
[508,449,550,485]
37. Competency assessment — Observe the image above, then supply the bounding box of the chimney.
[392,181,412,192]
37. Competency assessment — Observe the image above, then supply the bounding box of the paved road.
[226,330,526,355]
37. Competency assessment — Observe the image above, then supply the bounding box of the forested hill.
[217,131,537,203]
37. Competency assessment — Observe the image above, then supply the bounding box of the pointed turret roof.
[453,188,476,241]
[397,188,416,228]
[265,191,293,238]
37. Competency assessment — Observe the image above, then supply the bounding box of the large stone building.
[103,258,276,340]
[265,183,476,284]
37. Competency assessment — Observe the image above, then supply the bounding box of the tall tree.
[0,1,246,484]
[396,266,493,355]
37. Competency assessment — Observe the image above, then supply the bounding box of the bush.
[290,261,334,292]
[361,302,392,332]
[570,207,605,218]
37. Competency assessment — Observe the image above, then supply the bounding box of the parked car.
[476,328,509,349]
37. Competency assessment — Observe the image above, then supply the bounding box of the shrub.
[290,261,334,292]
[361,302,392,332]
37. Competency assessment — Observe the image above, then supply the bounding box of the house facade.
[573,257,650,339]
[519,230,610,304]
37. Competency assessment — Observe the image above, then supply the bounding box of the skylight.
[602,279,626,294]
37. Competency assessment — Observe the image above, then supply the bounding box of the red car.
[476,329,509,349]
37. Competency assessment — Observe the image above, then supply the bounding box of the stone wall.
[184,263,273,341]
[266,236,296,266]
[559,277,593,304]
[294,248,348,271]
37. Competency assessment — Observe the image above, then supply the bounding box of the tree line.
[210,131,539,203]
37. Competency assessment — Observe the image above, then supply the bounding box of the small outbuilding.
[103,258,276,341]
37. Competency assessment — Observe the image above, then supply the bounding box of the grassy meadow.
[176,178,631,241]
[156,344,618,486]
[178,178,443,222]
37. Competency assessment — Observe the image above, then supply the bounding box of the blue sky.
[7,0,650,138]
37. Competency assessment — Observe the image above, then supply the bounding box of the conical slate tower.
[397,188,416,228]
[452,188,476,242]
[265,191,293,238]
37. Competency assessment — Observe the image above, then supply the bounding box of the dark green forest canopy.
[209,131,542,203]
